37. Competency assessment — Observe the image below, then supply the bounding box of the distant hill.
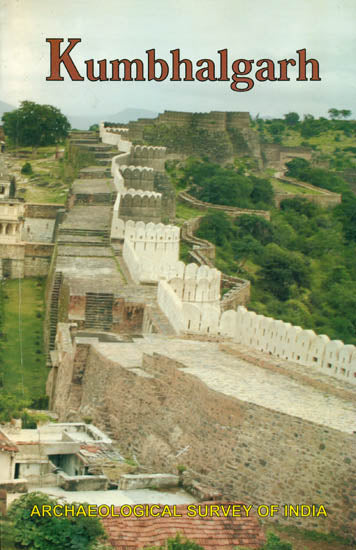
[0,101,16,121]
[67,108,158,130]
[1,101,158,130]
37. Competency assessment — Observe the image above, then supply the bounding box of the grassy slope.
[0,278,47,401]
[263,523,353,550]
[8,145,70,204]
[282,128,356,154]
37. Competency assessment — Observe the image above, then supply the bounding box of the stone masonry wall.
[24,203,63,219]
[54,346,356,537]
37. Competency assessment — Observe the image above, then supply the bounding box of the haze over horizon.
[1,0,355,121]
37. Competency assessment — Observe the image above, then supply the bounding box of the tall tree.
[284,112,300,126]
[2,100,70,147]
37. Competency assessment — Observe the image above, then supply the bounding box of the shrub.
[21,162,33,175]
[7,492,108,550]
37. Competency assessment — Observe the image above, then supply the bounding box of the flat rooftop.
[56,255,121,279]
[61,205,111,231]
[8,486,196,507]
[72,179,115,195]
[4,423,111,444]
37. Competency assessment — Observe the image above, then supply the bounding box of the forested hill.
[172,112,356,345]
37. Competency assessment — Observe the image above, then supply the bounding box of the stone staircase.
[47,271,63,365]
[79,166,111,179]
[74,192,114,205]
[144,303,176,336]
[85,292,114,331]
[57,228,110,246]
[95,404,115,439]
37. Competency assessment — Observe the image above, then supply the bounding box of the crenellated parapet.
[218,306,356,385]
[120,188,162,222]
[120,165,155,191]
[125,220,179,248]
[99,122,130,148]
[123,220,180,283]
[168,263,221,305]
[130,145,167,171]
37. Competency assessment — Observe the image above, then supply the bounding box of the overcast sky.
[1,0,355,119]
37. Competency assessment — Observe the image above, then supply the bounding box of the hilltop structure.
[0,112,355,537]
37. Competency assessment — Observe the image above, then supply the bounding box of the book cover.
[0,1,355,549]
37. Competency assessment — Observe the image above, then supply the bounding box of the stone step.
[48,272,63,354]
[59,228,109,235]
[95,159,112,166]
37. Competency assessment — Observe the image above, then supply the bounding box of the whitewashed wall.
[123,221,180,282]
[218,306,356,386]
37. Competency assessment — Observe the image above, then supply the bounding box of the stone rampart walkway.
[91,335,356,435]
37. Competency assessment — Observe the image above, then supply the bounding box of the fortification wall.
[153,172,176,221]
[51,343,356,536]
[168,263,221,304]
[24,203,63,219]
[0,243,24,278]
[111,190,163,240]
[111,152,131,192]
[0,242,53,278]
[226,111,251,130]
[119,189,162,223]
[155,111,251,132]
[120,165,154,191]
[219,306,356,386]
[274,176,341,208]
[24,243,54,277]
[99,123,131,151]
[262,143,312,167]
[178,191,270,220]
[123,221,180,283]
[130,145,166,172]
[21,218,56,242]
[275,191,342,208]
[157,284,356,386]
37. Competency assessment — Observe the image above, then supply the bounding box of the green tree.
[259,243,311,301]
[328,108,352,120]
[183,158,273,209]
[0,392,30,423]
[340,109,352,119]
[267,120,285,143]
[235,214,275,245]
[7,492,108,550]
[196,210,234,247]
[2,101,70,148]
[89,123,99,131]
[283,112,300,126]
[328,108,340,120]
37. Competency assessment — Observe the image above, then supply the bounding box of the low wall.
[0,242,54,278]
[58,471,108,491]
[274,176,341,208]
[24,203,63,219]
[178,191,270,220]
[0,479,28,493]
[119,473,179,490]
